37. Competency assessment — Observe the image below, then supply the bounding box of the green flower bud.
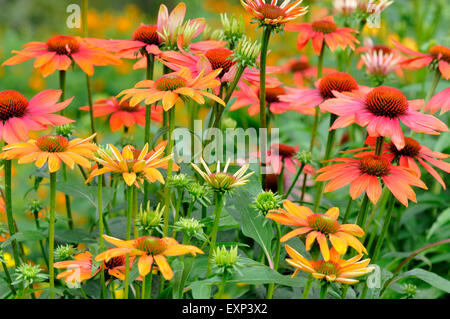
[55,123,74,138]
[136,202,164,234]
[220,13,245,48]
[295,150,313,165]
[13,263,48,286]
[174,217,204,237]
[403,283,418,299]
[213,245,240,273]
[187,183,212,206]
[252,191,283,216]
[26,199,44,215]
[167,174,193,190]
[233,37,261,68]
[54,244,76,261]
[221,117,237,129]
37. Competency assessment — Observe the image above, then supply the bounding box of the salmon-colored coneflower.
[320,86,449,150]
[241,0,308,26]
[315,154,428,206]
[393,40,450,80]
[95,234,203,280]
[79,97,163,132]
[280,72,365,115]
[118,68,225,111]
[424,88,450,115]
[280,56,336,87]
[267,200,366,260]
[0,134,97,173]
[0,89,74,144]
[2,35,121,77]
[230,81,291,115]
[285,16,358,55]
[285,245,374,284]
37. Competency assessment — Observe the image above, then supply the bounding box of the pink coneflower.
[315,154,427,206]
[356,38,403,77]
[320,86,448,150]
[280,56,336,87]
[424,88,450,115]
[280,72,364,115]
[240,0,308,26]
[79,97,163,132]
[0,89,73,144]
[346,136,450,189]
[392,40,450,80]
[285,16,359,55]
[230,82,290,116]
[361,49,403,77]
[2,35,121,77]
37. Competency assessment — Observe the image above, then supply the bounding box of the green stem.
[356,195,370,228]
[313,113,337,211]
[48,172,57,299]
[163,108,176,237]
[4,160,20,266]
[277,164,284,195]
[319,284,328,299]
[259,26,272,190]
[342,196,353,224]
[59,70,66,111]
[1,261,16,295]
[266,223,281,299]
[370,193,395,264]
[85,75,97,143]
[206,193,224,277]
[172,189,184,238]
[217,271,227,299]
[61,166,73,229]
[124,185,133,299]
[301,274,313,299]
[143,53,155,207]
[97,175,107,299]
[213,65,246,128]
[424,68,441,105]
[285,163,305,198]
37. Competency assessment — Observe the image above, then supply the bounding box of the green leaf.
[228,192,274,268]
[427,208,450,240]
[389,268,450,294]
[1,230,46,248]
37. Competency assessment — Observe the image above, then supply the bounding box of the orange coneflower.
[0,89,74,144]
[54,251,134,284]
[267,200,366,261]
[117,68,225,111]
[285,16,359,55]
[0,134,97,173]
[285,245,375,284]
[280,56,336,87]
[87,142,172,187]
[347,136,450,189]
[315,154,428,207]
[425,88,450,115]
[241,0,308,26]
[95,235,203,280]
[2,35,121,77]
[79,97,163,132]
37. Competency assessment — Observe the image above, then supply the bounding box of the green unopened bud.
[213,246,240,273]
[26,199,44,215]
[233,37,261,68]
[167,174,193,190]
[221,13,245,48]
[174,217,204,237]
[160,19,204,51]
[221,117,237,129]
[252,191,283,216]
[187,183,212,206]
[136,202,164,234]
[55,124,74,138]
[295,150,313,165]
[403,283,418,299]
[13,263,47,286]
[55,244,76,261]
